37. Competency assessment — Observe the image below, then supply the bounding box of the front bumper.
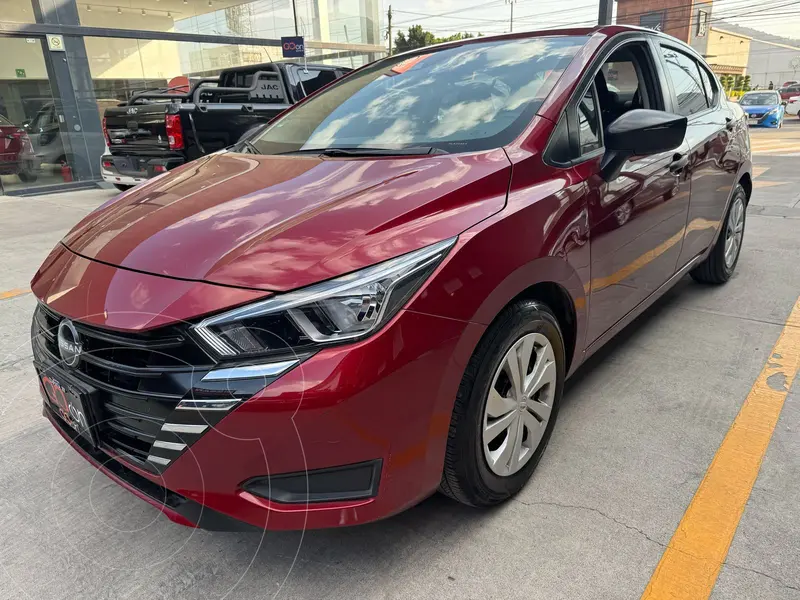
[746,111,782,127]
[31,247,484,530]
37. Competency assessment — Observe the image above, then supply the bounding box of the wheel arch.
[468,256,587,376]
[738,171,752,204]
[507,282,578,374]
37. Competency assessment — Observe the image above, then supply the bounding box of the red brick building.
[616,0,713,47]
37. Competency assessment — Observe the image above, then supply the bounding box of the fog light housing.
[242,460,382,504]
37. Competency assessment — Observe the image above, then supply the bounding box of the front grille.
[32,304,215,469]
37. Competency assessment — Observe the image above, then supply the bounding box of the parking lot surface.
[1,123,799,599]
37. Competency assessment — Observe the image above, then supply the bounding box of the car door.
[656,44,740,268]
[584,39,692,344]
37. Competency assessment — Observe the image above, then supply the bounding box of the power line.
[383,0,800,46]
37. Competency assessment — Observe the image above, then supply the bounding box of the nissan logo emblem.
[57,320,83,368]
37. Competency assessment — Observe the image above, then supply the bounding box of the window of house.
[660,46,708,116]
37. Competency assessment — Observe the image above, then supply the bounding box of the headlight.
[193,237,457,358]
[765,107,780,116]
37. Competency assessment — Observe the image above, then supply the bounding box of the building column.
[34,0,104,181]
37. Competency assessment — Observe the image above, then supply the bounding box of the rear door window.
[697,66,717,106]
[659,46,708,116]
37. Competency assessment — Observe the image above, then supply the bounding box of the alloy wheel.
[724,195,745,269]
[482,333,556,476]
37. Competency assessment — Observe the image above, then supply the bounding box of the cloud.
[304,114,357,147]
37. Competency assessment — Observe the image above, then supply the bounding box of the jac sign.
[281,36,305,58]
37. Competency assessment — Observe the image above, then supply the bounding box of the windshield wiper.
[277,146,448,157]
[237,140,260,154]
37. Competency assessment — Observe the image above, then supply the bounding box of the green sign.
[15,68,25,78]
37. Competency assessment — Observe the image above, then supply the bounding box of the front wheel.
[439,300,565,507]
[18,170,37,183]
[691,184,746,284]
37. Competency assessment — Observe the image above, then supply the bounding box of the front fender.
[408,197,589,375]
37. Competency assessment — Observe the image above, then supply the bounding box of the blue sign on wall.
[281,36,305,58]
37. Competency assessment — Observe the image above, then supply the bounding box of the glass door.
[0,35,73,194]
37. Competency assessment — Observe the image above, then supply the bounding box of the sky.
[381,0,800,43]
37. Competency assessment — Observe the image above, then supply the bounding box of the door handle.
[669,153,689,174]
[725,117,735,131]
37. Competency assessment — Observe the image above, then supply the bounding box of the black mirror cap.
[605,109,688,156]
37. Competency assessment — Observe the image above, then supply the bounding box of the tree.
[742,74,751,92]
[394,26,479,53]
[395,25,436,53]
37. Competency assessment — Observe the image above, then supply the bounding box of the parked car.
[785,95,800,117]
[0,114,38,182]
[739,90,784,127]
[781,80,798,87]
[100,61,350,191]
[25,98,120,171]
[778,83,800,101]
[31,25,751,531]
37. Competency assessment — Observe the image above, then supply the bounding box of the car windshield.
[740,93,779,105]
[248,36,586,155]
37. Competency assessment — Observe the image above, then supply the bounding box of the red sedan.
[31,25,751,531]
[0,115,37,182]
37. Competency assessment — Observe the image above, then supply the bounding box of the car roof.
[389,24,695,61]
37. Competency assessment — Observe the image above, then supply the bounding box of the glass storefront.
[6,0,37,24]
[76,0,380,47]
[0,36,76,193]
[0,0,384,195]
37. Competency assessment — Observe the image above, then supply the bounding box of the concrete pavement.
[0,145,798,599]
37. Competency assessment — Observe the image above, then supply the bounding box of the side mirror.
[781,100,788,106]
[601,109,687,181]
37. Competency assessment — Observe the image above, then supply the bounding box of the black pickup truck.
[100,61,349,190]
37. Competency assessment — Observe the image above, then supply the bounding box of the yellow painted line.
[641,297,800,600]
[753,180,790,189]
[751,142,800,151]
[0,288,30,300]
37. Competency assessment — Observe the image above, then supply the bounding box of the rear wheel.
[691,184,746,284]
[439,300,565,507]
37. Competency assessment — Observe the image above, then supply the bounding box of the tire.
[18,170,37,183]
[114,184,133,191]
[691,184,747,284]
[439,300,565,507]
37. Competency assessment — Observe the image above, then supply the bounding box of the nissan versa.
[31,25,751,531]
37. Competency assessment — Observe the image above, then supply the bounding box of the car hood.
[63,150,511,291]
[742,104,779,114]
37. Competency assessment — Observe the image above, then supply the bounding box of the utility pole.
[387,5,393,55]
[598,0,613,25]
[507,0,516,33]
[291,0,299,36]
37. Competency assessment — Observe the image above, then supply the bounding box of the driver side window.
[545,41,663,166]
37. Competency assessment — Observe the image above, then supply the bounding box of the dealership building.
[0,0,384,195]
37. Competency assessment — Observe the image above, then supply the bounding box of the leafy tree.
[742,74,751,92]
[395,25,436,53]
[436,32,477,43]
[394,26,480,53]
